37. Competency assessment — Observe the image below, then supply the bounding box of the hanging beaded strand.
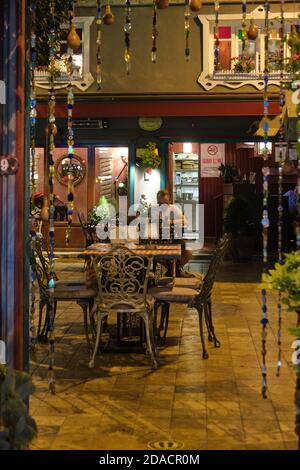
[184,0,191,62]
[241,1,248,57]
[276,0,286,377]
[124,0,131,74]
[66,1,76,246]
[29,0,38,349]
[96,0,102,89]
[214,0,220,72]
[47,0,57,394]
[151,0,158,63]
[260,0,270,399]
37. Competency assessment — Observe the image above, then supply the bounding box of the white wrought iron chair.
[88,245,158,369]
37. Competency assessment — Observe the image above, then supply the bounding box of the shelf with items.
[175,183,199,186]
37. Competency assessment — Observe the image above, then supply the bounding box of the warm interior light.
[183,143,192,154]
[258,142,272,154]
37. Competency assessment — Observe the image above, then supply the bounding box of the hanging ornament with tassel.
[214,0,220,72]
[151,0,158,63]
[124,0,132,74]
[241,1,248,57]
[184,0,191,62]
[47,0,58,395]
[66,0,76,246]
[96,0,102,89]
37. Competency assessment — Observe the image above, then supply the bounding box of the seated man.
[155,189,193,274]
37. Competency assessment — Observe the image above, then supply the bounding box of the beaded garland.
[276,0,286,377]
[65,1,76,246]
[184,0,190,62]
[48,0,57,394]
[151,0,158,63]
[260,0,270,399]
[96,0,102,89]
[29,0,37,349]
[214,0,220,72]
[124,0,131,74]
[241,1,248,56]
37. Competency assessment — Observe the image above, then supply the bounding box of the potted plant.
[136,142,161,175]
[0,365,37,450]
[262,250,300,446]
[218,163,236,195]
[224,195,256,261]
[231,55,255,74]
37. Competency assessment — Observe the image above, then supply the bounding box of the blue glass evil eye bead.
[261,318,269,326]
[48,278,56,289]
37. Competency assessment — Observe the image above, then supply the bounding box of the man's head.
[157,189,171,205]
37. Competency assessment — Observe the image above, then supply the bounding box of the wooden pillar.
[0,0,28,370]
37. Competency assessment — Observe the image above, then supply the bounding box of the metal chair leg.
[203,302,213,342]
[207,299,220,348]
[196,304,209,359]
[77,300,92,352]
[162,303,170,343]
[89,311,106,368]
[37,299,47,337]
[141,311,158,369]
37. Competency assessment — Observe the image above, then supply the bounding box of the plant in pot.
[0,365,37,450]
[137,142,161,175]
[224,195,256,261]
[262,250,300,447]
[218,163,236,183]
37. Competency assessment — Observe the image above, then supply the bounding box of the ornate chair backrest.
[78,211,96,247]
[198,233,232,301]
[30,234,50,296]
[92,245,152,310]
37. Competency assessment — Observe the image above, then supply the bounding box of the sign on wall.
[200,144,225,178]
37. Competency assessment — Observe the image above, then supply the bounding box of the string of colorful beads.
[48,0,57,394]
[214,0,220,72]
[151,0,158,63]
[276,0,286,377]
[96,0,102,89]
[241,1,248,56]
[124,0,131,74]
[184,0,190,62]
[260,0,270,399]
[29,0,37,349]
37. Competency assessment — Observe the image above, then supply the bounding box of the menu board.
[200,144,225,178]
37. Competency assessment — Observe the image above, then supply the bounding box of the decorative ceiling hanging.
[260,0,270,399]
[276,0,286,377]
[151,0,158,63]
[190,0,202,12]
[124,0,132,74]
[241,1,248,56]
[184,0,191,62]
[214,0,220,72]
[103,3,115,25]
[47,0,58,395]
[96,0,102,89]
[65,0,77,246]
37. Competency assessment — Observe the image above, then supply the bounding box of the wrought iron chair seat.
[89,245,157,370]
[149,233,232,359]
[157,276,203,289]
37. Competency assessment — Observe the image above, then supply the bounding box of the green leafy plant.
[224,196,255,237]
[34,0,69,68]
[137,142,161,170]
[262,250,300,313]
[0,365,37,450]
[218,163,236,183]
[231,55,255,73]
[89,196,113,225]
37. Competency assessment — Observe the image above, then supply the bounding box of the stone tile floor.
[30,259,298,450]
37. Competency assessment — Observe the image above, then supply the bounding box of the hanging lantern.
[103,4,115,25]
[155,0,169,9]
[67,24,81,50]
[189,0,202,12]
[247,19,258,40]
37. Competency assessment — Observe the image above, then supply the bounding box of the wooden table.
[80,242,182,281]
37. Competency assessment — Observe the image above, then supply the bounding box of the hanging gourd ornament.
[189,0,202,12]
[155,0,169,9]
[103,5,115,25]
[67,24,81,50]
[247,19,258,40]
